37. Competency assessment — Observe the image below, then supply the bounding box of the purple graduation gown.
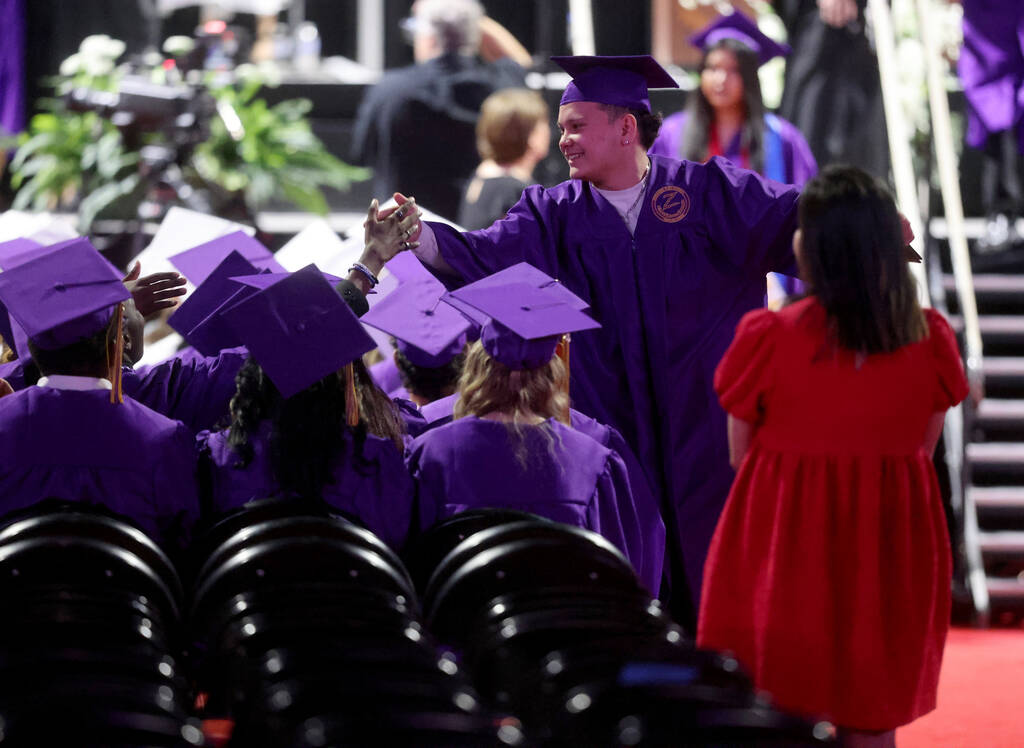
[419,393,665,594]
[0,0,25,135]
[393,396,429,447]
[0,387,199,549]
[958,1,1024,151]
[406,416,650,591]
[648,111,818,188]
[370,357,403,394]
[0,358,29,391]
[200,424,416,550]
[423,154,800,604]
[125,347,248,433]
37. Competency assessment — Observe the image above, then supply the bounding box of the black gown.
[773,0,890,179]
[350,54,525,220]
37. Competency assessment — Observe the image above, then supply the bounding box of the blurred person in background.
[350,0,531,220]
[458,87,551,230]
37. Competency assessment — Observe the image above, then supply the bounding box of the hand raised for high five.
[364,194,422,265]
[347,195,424,295]
[122,261,188,319]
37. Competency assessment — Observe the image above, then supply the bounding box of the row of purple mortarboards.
[0,233,602,402]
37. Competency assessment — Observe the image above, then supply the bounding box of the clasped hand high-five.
[364,193,423,265]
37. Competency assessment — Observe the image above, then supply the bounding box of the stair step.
[929,217,1024,240]
[987,576,1024,600]
[979,530,1024,555]
[949,315,1024,340]
[976,398,1024,425]
[982,357,1024,379]
[969,485,1024,509]
[943,274,1024,296]
[967,442,1024,464]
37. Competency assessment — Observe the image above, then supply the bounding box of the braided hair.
[227,357,406,499]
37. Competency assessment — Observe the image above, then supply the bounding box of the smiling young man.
[388,55,802,622]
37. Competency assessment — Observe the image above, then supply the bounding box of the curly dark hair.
[599,104,664,150]
[226,357,406,499]
[392,341,465,403]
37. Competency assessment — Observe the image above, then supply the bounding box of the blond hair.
[454,340,569,467]
[476,88,549,164]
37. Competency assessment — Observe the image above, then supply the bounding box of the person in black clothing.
[773,0,889,180]
[349,0,531,221]
[458,87,550,230]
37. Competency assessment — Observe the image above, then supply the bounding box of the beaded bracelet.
[348,262,379,288]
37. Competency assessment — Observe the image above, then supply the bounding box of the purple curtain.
[0,0,26,135]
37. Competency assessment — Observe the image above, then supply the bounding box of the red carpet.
[897,627,1024,747]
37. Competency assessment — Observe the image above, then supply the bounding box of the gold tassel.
[345,363,360,427]
[109,303,125,404]
[556,334,571,424]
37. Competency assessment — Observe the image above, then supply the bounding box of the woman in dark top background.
[457,87,550,230]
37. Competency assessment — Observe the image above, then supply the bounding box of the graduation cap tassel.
[109,302,125,404]
[345,363,360,427]
[556,334,571,425]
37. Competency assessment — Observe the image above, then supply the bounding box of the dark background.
[13,1,983,216]
[16,0,667,212]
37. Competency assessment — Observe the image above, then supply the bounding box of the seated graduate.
[0,237,253,434]
[0,239,200,551]
[405,265,652,588]
[361,276,475,408]
[198,265,415,550]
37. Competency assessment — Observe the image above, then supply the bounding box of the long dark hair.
[681,38,766,173]
[798,165,927,354]
[227,357,406,499]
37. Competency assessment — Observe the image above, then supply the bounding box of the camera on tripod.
[65,75,215,145]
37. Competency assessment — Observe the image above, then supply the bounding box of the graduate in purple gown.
[958,1,1024,248]
[406,266,658,593]
[197,265,415,550]
[384,55,801,614]
[647,12,817,189]
[420,391,664,594]
[0,0,25,136]
[0,240,199,550]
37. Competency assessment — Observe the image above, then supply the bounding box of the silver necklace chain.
[623,160,650,228]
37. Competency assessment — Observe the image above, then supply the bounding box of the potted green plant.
[1,35,368,233]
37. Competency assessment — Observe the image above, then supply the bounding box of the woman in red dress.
[698,165,969,747]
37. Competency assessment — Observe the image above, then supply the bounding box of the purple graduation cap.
[221,265,377,399]
[444,266,600,371]
[183,267,344,355]
[361,277,475,368]
[167,250,261,354]
[169,230,285,287]
[552,54,678,112]
[227,269,344,290]
[0,238,129,351]
[385,250,435,283]
[0,237,45,270]
[442,261,590,328]
[690,12,791,66]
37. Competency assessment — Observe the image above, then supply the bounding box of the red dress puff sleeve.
[925,308,970,411]
[714,307,780,423]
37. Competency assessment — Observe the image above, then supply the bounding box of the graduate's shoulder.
[117,394,196,442]
[549,417,613,458]
[353,429,408,468]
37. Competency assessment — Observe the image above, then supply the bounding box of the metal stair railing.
[867,0,989,623]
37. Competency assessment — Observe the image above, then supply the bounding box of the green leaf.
[279,179,328,215]
[77,173,140,232]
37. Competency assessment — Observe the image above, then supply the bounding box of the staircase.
[935,218,1024,623]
